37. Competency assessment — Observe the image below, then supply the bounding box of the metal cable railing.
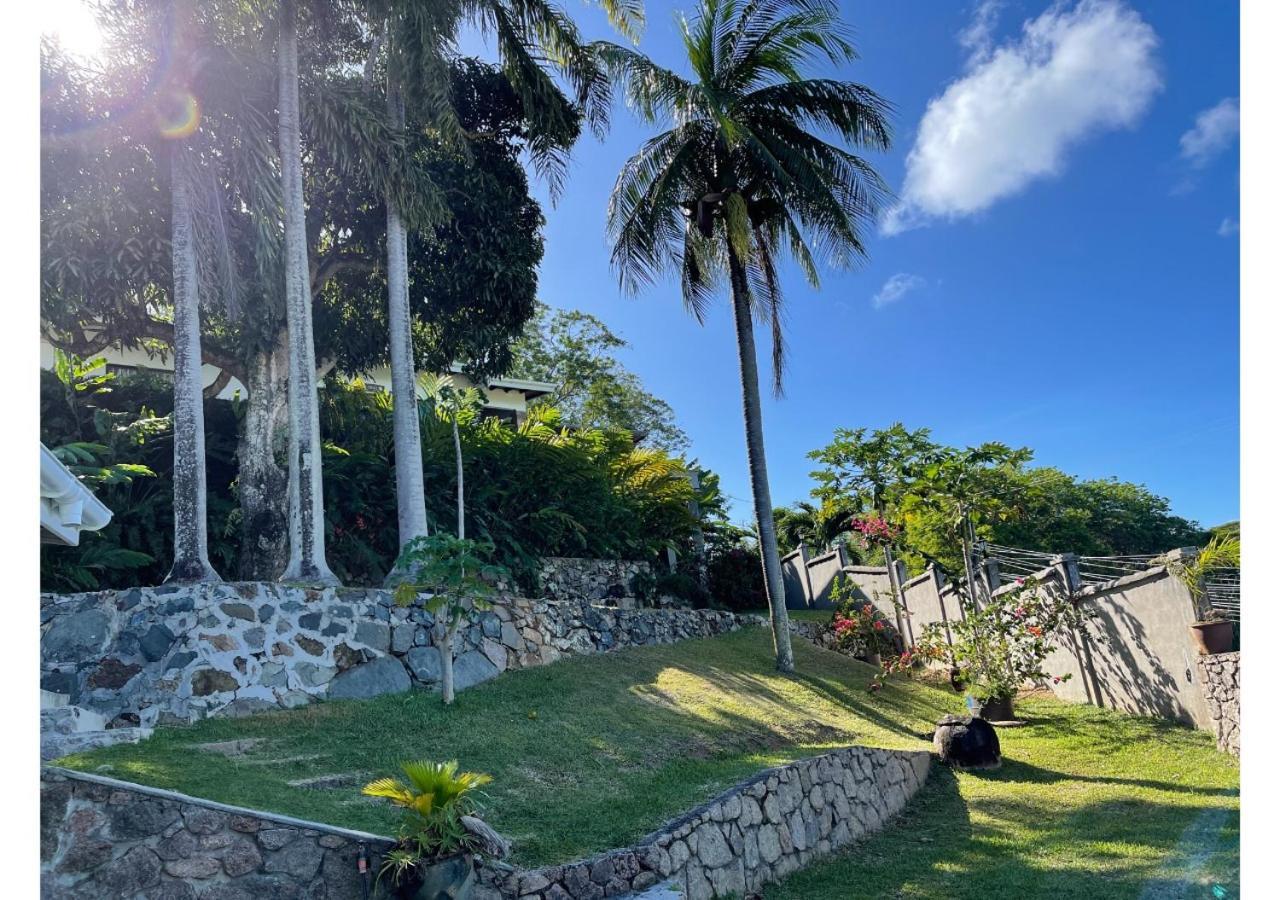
[1204,568,1241,622]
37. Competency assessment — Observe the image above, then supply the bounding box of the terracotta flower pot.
[1188,621,1234,656]
[978,695,1015,722]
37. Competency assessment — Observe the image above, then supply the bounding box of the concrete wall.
[1038,565,1214,728]
[41,768,394,899]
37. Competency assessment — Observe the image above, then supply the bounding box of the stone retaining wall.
[1197,652,1240,756]
[537,558,654,606]
[477,745,932,900]
[41,767,395,899]
[41,583,756,728]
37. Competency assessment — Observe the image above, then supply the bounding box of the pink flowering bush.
[847,514,901,550]
[909,577,1078,702]
[829,575,900,660]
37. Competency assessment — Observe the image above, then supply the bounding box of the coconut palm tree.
[277,0,339,585]
[596,0,892,671]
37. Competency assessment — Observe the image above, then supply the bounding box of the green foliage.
[911,578,1080,702]
[597,0,892,394]
[1171,534,1241,604]
[362,759,492,878]
[830,576,900,658]
[510,305,688,451]
[40,373,708,593]
[391,534,506,625]
[806,423,1206,574]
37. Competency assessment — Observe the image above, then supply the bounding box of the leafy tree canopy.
[804,424,1205,574]
[509,304,689,451]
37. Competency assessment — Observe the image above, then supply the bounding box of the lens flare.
[158,91,200,140]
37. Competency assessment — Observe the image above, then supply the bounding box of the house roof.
[447,365,554,400]
[40,443,113,546]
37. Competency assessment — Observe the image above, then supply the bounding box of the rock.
[190,669,240,696]
[294,662,337,688]
[332,643,362,672]
[182,807,228,835]
[933,715,1001,769]
[391,624,415,653]
[222,837,264,876]
[43,610,110,662]
[405,646,442,683]
[140,624,176,661]
[263,838,324,881]
[217,698,279,718]
[462,815,511,859]
[106,797,181,840]
[355,621,391,651]
[327,657,410,700]
[299,612,322,631]
[98,845,162,894]
[296,636,326,656]
[221,603,257,622]
[166,650,197,671]
[453,650,500,691]
[257,829,297,851]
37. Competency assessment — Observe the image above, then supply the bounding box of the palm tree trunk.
[277,0,338,586]
[727,247,794,672]
[165,142,221,584]
[453,415,465,540]
[238,337,290,580]
[385,70,430,556]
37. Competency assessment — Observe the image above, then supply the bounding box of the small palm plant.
[362,760,493,893]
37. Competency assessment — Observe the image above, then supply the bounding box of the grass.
[60,628,1239,897]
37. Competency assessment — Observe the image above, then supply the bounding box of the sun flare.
[41,0,106,61]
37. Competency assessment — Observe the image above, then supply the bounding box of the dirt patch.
[194,738,266,757]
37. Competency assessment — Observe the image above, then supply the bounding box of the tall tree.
[277,0,338,585]
[597,0,892,671]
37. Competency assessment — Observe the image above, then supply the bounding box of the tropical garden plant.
[362,759,493,895]
[392,534,509,705]
[596,0,893,671]
[910,578,1078,714]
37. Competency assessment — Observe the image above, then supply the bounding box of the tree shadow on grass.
[766,762,1239,900]
[975,758,1240,798]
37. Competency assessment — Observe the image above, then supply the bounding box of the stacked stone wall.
[537,558,655,606]
[41,583,757,729]
[1197,651,1240,756]
[41,768,394,900]
[477,745,931,900]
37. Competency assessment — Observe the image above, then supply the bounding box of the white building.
[39,339,554,427]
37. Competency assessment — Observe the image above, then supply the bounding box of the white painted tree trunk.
[238,337,291,580]
[277,0,338,586]
[727,248,794,672]
[165,143,221,584]
[385,75,430,555]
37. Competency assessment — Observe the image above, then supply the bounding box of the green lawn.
[59,628,1239,897]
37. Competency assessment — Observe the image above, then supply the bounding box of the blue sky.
[470,0,1241,530]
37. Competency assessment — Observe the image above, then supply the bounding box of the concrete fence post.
[798,544,815,608]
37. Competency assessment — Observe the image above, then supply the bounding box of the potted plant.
[1170,536,1240,655]
[362,760,493,899]
[1188,609,1235,656]
[910,577,1078,721]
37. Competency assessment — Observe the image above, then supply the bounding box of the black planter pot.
[392,853,475,900]
[978,695,1015,722]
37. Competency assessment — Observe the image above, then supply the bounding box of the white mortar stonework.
[40,583,760,729]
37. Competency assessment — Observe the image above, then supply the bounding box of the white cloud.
[1218,216,1239,237]
[1180,98,1239,168]
[872,273,927,309]
[883,0,1162,235]
[958,0,1004,62]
